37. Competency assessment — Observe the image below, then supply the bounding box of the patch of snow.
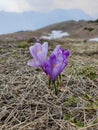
[42,30,70,40]
[89,38,98,42]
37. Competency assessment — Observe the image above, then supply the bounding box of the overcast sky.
[0,0,98,18]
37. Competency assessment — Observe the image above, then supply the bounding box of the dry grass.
[0,39,98,130]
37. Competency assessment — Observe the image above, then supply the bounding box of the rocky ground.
[0,38,98,130]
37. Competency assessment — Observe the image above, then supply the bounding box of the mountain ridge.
[0,20,98,41]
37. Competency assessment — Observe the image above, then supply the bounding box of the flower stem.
[48,78,52,88]
[59,74,62,85]
[54,81,58,95]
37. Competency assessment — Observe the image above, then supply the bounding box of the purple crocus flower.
[27,42,48,68]
[43,45,70,81]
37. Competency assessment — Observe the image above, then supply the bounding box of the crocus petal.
[28,42,48,68]
[44,54,63,81]
[63,50,70,58]
[61,59,68,72]
[44,54,56,76]
[37,42,48,65]
[61,48,65,53]
[43,61,51,75]
[42,42,48,58]
[27,59,40,67]
[29,43,42,59]
[43,54,57,80]
[49,54,57,68]
[52,62,63,81]
[52,45,61,55]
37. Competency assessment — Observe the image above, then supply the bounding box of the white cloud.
[0,0,30,12]
[0,0,98,18]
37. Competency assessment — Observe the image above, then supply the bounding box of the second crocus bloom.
[43,45,70,82]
